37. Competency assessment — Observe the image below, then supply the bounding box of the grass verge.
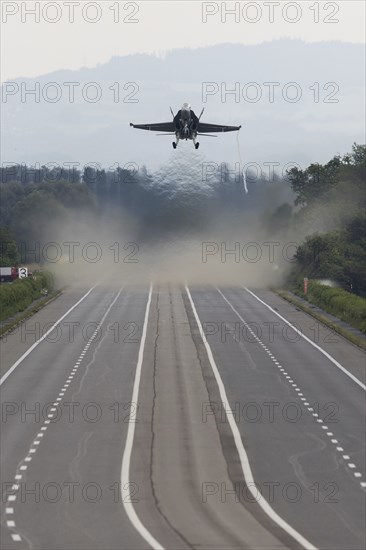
[276,289,366,350]
[0,271,54,322]
[0,289,62,338]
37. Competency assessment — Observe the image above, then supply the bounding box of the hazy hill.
[2,40,364,171]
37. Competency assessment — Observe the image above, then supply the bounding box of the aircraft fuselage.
[173,104,200,147]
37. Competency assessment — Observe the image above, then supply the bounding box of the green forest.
[285,143,366,295]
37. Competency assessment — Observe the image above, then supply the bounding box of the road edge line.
[244,287,365,391]
[274,289,365,350]
[2,286,125,544]
[0,284,98,386]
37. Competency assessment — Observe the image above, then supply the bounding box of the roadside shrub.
[0,271,54,321]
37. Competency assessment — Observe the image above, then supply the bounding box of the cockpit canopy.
[181,102,191,122]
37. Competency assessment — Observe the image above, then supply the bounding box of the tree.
[287,156,341,206]
[0,227,19,266]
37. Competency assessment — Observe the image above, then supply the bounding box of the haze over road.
[1,283,365,550]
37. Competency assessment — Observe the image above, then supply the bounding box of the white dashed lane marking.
[4,288,123,544]
[216,287,366,490]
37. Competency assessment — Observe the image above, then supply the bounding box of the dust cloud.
[36,150,296,290]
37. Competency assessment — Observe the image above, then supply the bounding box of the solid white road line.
[0,284,98,386]
[120,284,164,550]
[186,285,317,550]
[244,287,366,391]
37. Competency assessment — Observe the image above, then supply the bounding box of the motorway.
[0,283,365,549]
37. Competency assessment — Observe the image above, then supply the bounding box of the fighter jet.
[130,103,241,149]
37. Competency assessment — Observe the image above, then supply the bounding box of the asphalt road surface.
[1,283,365,550]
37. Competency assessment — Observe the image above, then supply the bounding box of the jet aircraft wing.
[197,122,241,133]
[129,122,175,132]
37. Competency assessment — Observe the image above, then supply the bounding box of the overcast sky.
[1,0,365,82]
